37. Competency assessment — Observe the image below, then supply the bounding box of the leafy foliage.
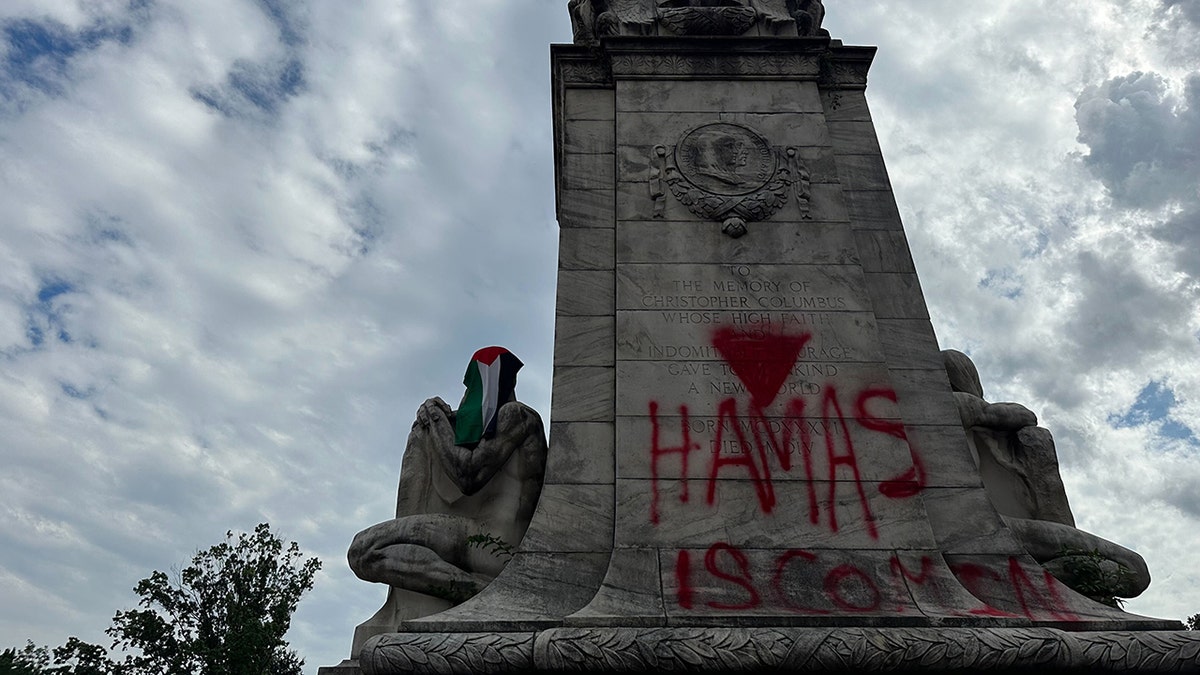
[4,524,319,675]
[466,532,514,561]
[1056,548,1133,608]
[1187,614,1198,630]
[0,643,51,675]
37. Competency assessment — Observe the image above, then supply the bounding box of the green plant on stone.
[1056,548,1134,609]
[467,532,514,561]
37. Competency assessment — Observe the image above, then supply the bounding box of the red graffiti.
[712,326,812,408]
[822,386,877,539]
[649,387,916,535]
[771,549,829,614]
[675,550,694,610]
[704,543,759,610]
[649,401,698,525]
[856,388,928,500]
[1007,557,1079,622]
[949,558,1081,620]
[824,564,883,612]
[949,563,1018,617]
[750,398,819,524]
[890,555,933,586]
[708,398,776,512]
[679,545,946,615]
[647,326,929,532]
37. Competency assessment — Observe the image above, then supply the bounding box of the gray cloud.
[1163,0,1200,25]
[1062,249,1197,366]
[1153,205,1200,276]
[1075,71,1200,209]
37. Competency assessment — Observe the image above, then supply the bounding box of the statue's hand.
[416,397,453,430]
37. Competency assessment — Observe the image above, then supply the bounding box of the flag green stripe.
[455,362,485,446]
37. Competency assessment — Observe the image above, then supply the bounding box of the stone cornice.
[552,40,876,84]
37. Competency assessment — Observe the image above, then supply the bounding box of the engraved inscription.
[618,311,885,363]
[617,264,870,313]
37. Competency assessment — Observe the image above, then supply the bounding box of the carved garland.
[360,628,1200,674]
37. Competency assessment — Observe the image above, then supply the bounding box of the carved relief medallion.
[676,123,775,196]
[651,122,812,238]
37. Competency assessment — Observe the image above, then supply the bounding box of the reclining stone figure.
[348,347,547,609]
[943,349,1151,602]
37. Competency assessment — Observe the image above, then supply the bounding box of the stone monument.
[320,3,1200,672]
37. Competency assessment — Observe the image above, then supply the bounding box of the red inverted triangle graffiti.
[711,327,813,409]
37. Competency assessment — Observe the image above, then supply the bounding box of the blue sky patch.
[979,268,1024,299]
[256,0,307,47]
[25,279,77,348]
[192,57,306,118]
[60,383,93,400]
[1110,380,1198,442]
[37,280,74,304]
[188,1,307,120]
[1,9,144,109]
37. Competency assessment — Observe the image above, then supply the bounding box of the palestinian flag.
[454,346,524,448]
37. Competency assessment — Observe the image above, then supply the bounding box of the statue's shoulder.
[498,400,545,425]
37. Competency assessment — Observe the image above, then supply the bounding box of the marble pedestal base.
[337,627,1200,674]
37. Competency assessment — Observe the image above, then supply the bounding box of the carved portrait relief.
[651,122,812,238]
[677,123,775,195]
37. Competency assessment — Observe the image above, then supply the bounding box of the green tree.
[7,523,320,675]
[0,643,50,675]
[1187,614,1198,630]
[107,523,320,675]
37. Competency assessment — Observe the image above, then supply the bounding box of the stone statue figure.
[787,0,826,37]
[568,0,827,41]
[348,347,548,610]
[569,0,657,42]
[749,0,797,36]
[943,349,1151,602]
[568,0,598,42]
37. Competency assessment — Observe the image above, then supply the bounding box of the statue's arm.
[395,397,455,515]
[953,392,1037,430]
[426,401,543,496]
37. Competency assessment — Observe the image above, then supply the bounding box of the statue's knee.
[348,530,383,574]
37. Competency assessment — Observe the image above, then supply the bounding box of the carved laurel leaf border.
[361,628,1200,673]
[536,627,793,672]
[361,632,535,675]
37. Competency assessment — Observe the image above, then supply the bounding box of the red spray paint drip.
[711,327,812,409]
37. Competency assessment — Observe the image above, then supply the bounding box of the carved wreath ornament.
[651,122,812,238]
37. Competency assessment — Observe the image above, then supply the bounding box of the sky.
[0,0,1198,670]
